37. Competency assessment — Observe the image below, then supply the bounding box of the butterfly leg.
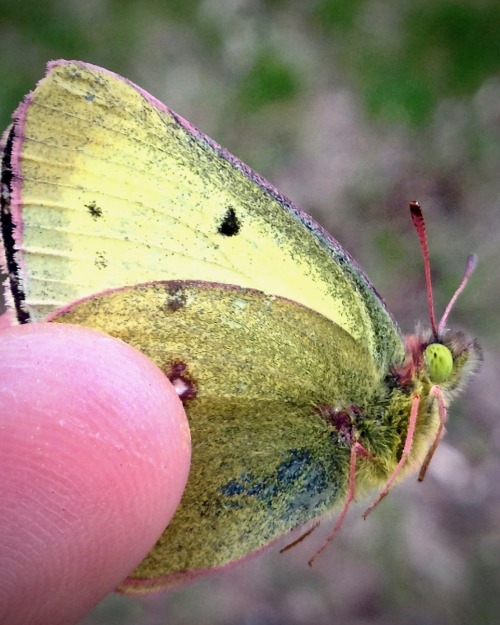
[279,521,320,554]
[362,393,421,519]
[308,439,367,566]
[418,385,447,481]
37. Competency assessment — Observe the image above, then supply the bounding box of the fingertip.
[0,309,15,329]
[0,323,191,625]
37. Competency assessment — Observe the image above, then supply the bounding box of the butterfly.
[0,60,481,593]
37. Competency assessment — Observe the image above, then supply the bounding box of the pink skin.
[0,317,191,625]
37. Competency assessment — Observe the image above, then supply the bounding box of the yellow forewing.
[8,60,403,372]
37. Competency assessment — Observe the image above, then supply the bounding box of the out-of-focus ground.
[0,2,498,624]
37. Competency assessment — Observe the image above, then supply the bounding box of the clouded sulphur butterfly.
[0,60,481,593]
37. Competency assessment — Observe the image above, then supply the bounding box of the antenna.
[410,201,478,338]
[410,201,438,340]
[438,254,477,334]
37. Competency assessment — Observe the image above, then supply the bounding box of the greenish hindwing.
[51,280,400,584]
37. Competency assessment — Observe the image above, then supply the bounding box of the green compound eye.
[425,343,454,384]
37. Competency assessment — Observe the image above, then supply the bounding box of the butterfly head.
[405,325,482,405]
[424,343,453,384]
[389,202,482,483]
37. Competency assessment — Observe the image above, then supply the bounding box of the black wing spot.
[86,201,103,219]
[217,207,241,236]
[95,251,107,269]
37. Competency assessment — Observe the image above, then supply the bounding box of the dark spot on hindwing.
[165,284,187,312]
[164,361,197,402]
[0,124,29,323]
[218,449,328,517]
[217,206,240,236]
[85,201,103,219]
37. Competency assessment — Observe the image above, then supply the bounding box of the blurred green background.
[1,1,499,624]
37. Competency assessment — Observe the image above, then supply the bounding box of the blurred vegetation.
[314,0,500,124]
[1,0,500,126]
[0,2,498,625]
